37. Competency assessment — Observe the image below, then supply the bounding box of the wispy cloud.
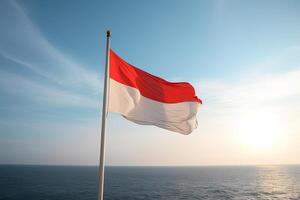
[199,69,300,107]
[196,47,300,120]
[0,0,102,109]
[0,70,99,108]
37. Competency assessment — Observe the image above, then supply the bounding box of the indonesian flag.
[108,50,202,134]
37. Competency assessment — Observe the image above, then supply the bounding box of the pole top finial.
[106,30,111,38]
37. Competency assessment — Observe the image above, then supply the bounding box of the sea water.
[0,165,299,200]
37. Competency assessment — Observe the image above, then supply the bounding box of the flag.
[108,49,202,134]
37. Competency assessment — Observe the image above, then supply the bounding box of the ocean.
[0,165,299,200]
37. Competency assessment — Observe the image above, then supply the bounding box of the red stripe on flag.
[109,49,202,104]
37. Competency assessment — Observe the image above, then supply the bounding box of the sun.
[235,111,282,151]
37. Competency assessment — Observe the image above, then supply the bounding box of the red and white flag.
[108,50,202,134]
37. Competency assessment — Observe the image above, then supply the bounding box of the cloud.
[197,45,300,114]
[0,0,102,94]
[199,69,300,108]
[0,70,99,109]
[0,0,102,109]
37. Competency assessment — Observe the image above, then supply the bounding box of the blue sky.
[1,0,300,165]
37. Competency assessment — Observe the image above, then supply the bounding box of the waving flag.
[108,50,202,134]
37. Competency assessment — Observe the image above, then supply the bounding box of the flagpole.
[97,30,110,200]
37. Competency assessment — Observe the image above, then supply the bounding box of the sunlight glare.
[235,111,283,151]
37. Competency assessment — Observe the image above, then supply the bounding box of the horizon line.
[1,163,299,167]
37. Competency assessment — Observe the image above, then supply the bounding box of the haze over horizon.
[1,0,300,166]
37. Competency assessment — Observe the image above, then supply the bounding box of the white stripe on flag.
[108,79,200,134]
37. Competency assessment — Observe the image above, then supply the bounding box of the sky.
[0,0,300,166]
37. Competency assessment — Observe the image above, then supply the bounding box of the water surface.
[0,165,299,200]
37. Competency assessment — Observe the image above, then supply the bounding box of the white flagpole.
[97,30,110,200]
